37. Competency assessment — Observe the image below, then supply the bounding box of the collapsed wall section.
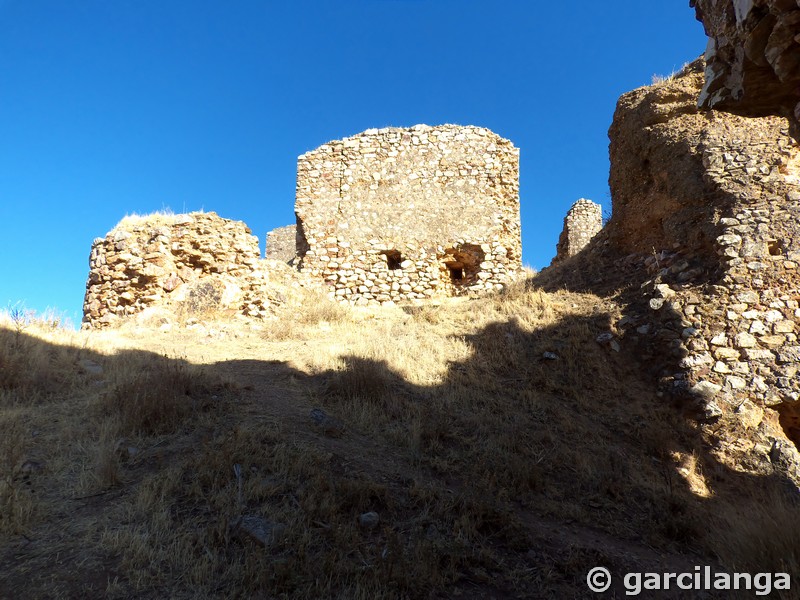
[82,212,277,328]
[294,124,521,305]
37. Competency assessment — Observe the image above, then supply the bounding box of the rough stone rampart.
[606,59,800,437]
[294,124,521,305]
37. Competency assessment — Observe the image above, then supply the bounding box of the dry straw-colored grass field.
[1,279,799,598]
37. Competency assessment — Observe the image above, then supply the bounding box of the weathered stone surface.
[601,56,800,458]
[358,511,380,530]
[294,124,521,305]
[552,198,603,264]
[265,224,298,264]
[82,212,300,328]
[691,0,800,128]
[229,515,286,548]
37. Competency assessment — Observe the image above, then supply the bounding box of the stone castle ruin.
[293,124,522,305]
[82,212,296,328]
[552,198,603,263]
[79,0,800,487]
[82,124,524,327]
[538,52,800,476]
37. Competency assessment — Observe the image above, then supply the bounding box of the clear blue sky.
[0,1,707,326]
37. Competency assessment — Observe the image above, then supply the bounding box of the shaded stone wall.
[294,124,521,305]
[607,59,800,436]
[553,198,602,263]
[83,212,280,328]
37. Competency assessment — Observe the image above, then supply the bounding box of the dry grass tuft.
[0,413,35,534]
[98,354,231,436]
[262,287,349,340]
[709,486,800,582]
[113,208,179,230]
[0,319,82,405]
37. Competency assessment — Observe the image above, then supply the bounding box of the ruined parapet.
[294,124,521,305]
[606,58,800,443]
[82,212,283,328]
[553,199,602,263]
[266,225,297,263]
[691,0,800,127]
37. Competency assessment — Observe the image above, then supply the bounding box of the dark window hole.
[447,263,464,281]
[768,240,783,256]
[382,250,403,270]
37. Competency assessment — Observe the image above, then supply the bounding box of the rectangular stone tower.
[294,124,521,305]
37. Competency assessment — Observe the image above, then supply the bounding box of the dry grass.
[261,287,350,341]
[98,353,232,436]
[113,208,180,230]
[709,487,800,580]
[2,281,800,597]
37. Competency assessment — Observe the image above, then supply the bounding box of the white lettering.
[643,573,660,590]
[677,572,694,590]
[733,572,751,590]
[753,573,771,596]
[775,573,790,591]
[624,572,641,596]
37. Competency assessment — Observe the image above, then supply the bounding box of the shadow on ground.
[0,276,797,598]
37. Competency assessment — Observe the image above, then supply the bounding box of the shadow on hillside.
[1,299,798,598]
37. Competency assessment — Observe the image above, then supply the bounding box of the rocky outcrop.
[552,199,602,264]
[691,0,800,127]
[82,212,298,328]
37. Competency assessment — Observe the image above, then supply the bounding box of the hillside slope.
[1,279,797,598]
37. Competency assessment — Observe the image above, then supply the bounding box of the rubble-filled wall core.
[294,124,522,305]
[552,198,602,263]
[82,212,285,328]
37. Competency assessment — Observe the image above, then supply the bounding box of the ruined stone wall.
[82,212,283,328]
[266,225,297,263]
[553,199,602,263]
[607,59,800,439]
[294,124,521,305]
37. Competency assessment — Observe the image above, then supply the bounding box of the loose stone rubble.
[294,124,522,305]
[552,198,603,263]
